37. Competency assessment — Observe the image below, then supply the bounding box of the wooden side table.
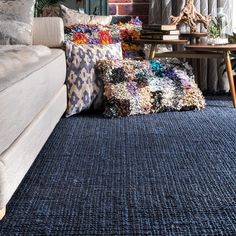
[136,39,236,108]
[185,44,236,108]
[134,39,188,59]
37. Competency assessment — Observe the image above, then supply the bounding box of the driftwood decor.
[170,0,210,32]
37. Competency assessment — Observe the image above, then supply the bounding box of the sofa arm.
[32,17,64,48]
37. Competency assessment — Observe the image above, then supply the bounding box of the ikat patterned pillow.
[65,41,123,117]
[0,0,35,45]
[96,58,205,118]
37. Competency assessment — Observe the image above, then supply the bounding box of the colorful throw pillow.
[64,24,120,45]
[64,18,143,58]
[0,0,35,45]
[118,26,142,58]
[65,41,123,117]
[96,58,205,118]
[60,4,91,26]
[112,17,143,58]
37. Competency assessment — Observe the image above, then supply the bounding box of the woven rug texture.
[0,96,236,235]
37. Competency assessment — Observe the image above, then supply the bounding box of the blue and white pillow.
[65,41,123,117]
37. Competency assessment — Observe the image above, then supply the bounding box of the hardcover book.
[142,24,177,31]
[140,34,179,40]
[141,30,180,35]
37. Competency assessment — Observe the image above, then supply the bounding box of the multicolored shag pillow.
[96,58,205,118]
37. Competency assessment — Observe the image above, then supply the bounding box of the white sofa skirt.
[0,85,67,209]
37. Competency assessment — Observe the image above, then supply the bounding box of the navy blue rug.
[1,96,236,235]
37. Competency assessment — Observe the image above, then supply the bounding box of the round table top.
[185,43,236,51]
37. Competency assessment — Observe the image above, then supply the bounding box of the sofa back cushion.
[32,17,64,48]
[0,0,35,45]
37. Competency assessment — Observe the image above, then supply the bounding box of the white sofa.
[0,17,67,220]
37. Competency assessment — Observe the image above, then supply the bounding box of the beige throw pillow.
[0,0,35,45]
[89,15,112,26]
[60,4,112,27]
[60,4,91,26]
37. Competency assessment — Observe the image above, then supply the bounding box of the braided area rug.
[1,96,236,235]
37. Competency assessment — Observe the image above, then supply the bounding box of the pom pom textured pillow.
[0,0,35,45]
[96,58,205,118]
[64,24,120,45]
[64,21,143,58]
[65,41,123,117]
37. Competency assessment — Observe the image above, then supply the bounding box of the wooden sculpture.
[170,0,210,32]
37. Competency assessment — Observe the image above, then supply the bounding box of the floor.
[0,96,236,235]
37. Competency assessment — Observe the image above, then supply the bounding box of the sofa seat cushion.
[0,45,52,91]
[0,48,66,155]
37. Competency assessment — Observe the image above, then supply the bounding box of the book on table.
[141,30,180,35]
[140,34,179,40]
[142,24,177,31]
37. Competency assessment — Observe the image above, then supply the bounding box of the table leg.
[224,51,236,108]
[149,44,156,60]
[196,59,202,89]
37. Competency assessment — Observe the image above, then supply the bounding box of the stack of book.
[141,24,180,41]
